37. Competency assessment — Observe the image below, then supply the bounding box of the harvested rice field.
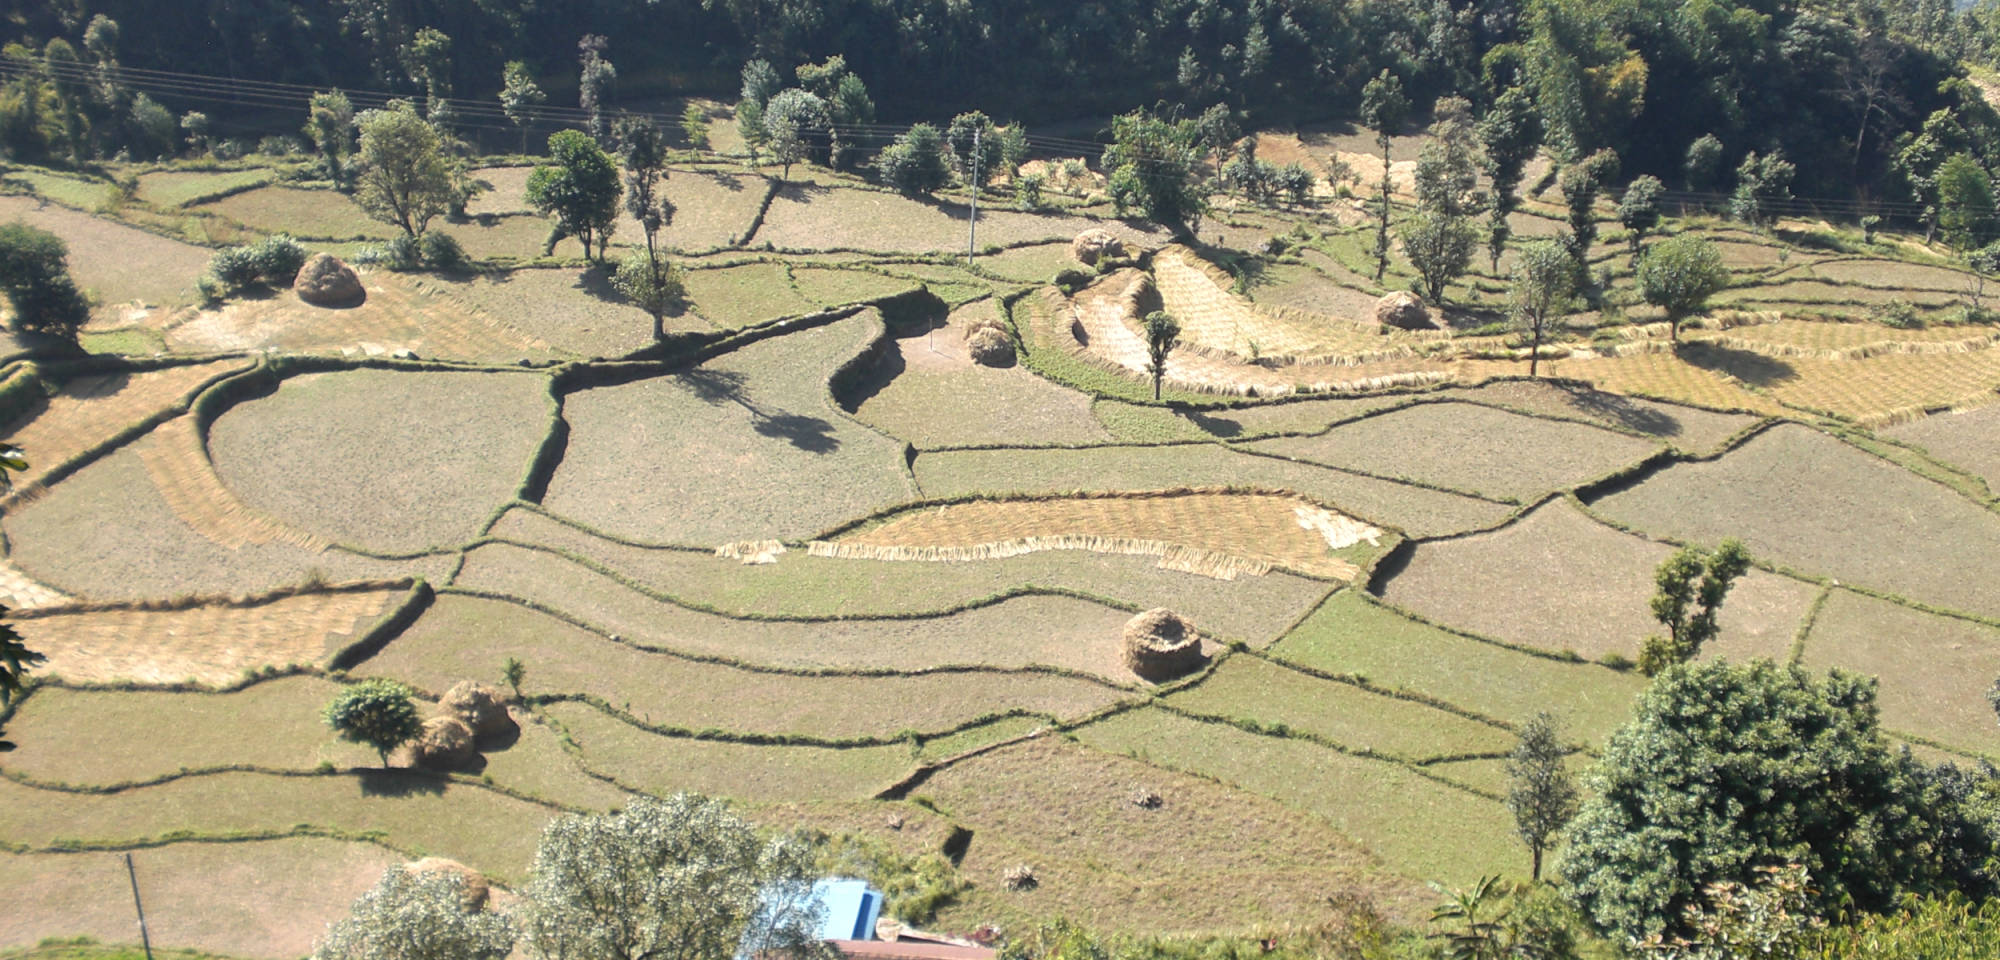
[21,146,2000,948]
[544,313,915,543]
[1592,423,2000,619]
[1377,500,1816,661]
[1796,590,2000,756]
[208,369,553,552]
[1245,401,1662,501]
[0,195,213,308]
[835,491,1380,580]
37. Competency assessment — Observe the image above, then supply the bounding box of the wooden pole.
[125,852,154,960]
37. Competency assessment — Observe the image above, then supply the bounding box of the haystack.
[1072,229,1125,266]
[411,715,476,770]
[441,680,512,740]
[406,857,491,911]
[1121,608,1205,682]
[967,326,1015,366]
[1374,291,1436,330]
[293,253,364,307]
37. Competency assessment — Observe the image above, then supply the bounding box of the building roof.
[827,941,998,960]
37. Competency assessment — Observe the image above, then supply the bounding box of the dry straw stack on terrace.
[1122,608,1205,682]
[411,715,476,770]
[441,680,513,742]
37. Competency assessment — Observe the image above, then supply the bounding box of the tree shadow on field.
[356,767,448,797]
[775,181,833,205]
[679,366,841,454]
[1185,409,1243,437]
[1676,341,1796,388]
[573,265,629,305]
[1556,383,1682,438]
[699,170,749,191]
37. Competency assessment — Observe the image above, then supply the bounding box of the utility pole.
[968,126,980,263]
[125,852,154,960]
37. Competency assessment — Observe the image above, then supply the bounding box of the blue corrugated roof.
[811,878,885,941]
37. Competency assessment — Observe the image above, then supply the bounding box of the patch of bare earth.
[12,587,398,686]
[163,268,551,362]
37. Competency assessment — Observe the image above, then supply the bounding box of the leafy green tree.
[877,123,951,197]
[1273,163,1315,206]
[1477,86,1543,272]
[1633,864,1823,960]
[354,102,454,239]
[738,59,782,111]
[526,130,622,261]
[1509,239,1575,377]
[126,92,176,160]
[1101,108,1207,232]
[1400,211,1475,305]
[681,103,710,151]
[1617,175,1664,261]
[947,111,1001,188]
[735,97,767,167]
[1935,152,1995,253]
[519,793,830,960]
[615,116,675,339]
[322,679,422,767]
[1558,149,1618,272]
[1223,154,1275,203]
[1143,310,1180,401]
[0,52,51,163]
[1730,150,1795,230]
[1361,70,1409,282]
[313,864,516,960]
[304,90,356,186]
[1414,97,1477,218]
[613,252,686,341]
[402,27,453,121]
[577,35,615,141]
[1685,134,1724,192]
[499,61,546,154]
[1562,660,1996,943]
[180,110,210,155]
[42,39,88,161]
[0,221,90,344]
[761,88,826,182]
[1637,234,1729,343]
[1637,539,1749,674]
[1505,712,1577,882]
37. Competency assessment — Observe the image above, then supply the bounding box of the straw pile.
[716,540,787,564]
[411,715,476,770]
[1121,608,1205,682]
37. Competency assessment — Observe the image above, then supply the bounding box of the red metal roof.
[827,940,997,960]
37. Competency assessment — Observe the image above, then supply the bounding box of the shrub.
[1052,268,1092,295]
[1274,162,1316,205]
[1597,651,1635,671]
[1014,172,1046,211]
[195,275,224,305]
[258,135,305,156]
[1875,298,1924,329]
[0,221,91,342]
[250,234,308,284]
[208,245,264,291]
[421,231,466,270]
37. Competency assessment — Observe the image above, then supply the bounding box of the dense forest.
[8,2,2000,214]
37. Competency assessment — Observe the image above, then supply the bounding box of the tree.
[577,35,615,141]
[519,793,830,960]
[1935,152,1995,253]
[739,59,782,112]
[613,252,686,341]
[1400,211,1475,305]
[1558,149,1618,273]
[681,104,710,151]
[1637,235,1728,344]
[1562,660,1996,943]
[1477,86,1543,272]
[1361,70,1409,282]
[313,864,515,960]
[615,116,675,339]
[0,445,36,707]
[180,110,210,156]
[1730,150,1795,230]
[499,61,546,154]
[1414,96,1477,218]
[526,130,622,261]
[946,111,1001,188]
[877,123,951,197]
[323,679,421,766]
[1505,713,1576,882]
[353,103,453,240]
[1101,109,1206,232]
[1637,539,1749,674]
[1617,175,1664,262]
[305,90,356,186]
[0,221,90,343]
[1510,239,1575,377]
[761,89,826,182]
[1143,310,1179,401]
[402,27,453,121]
[1685,134,1724,192]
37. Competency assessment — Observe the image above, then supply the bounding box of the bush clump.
[1052,267,1092,295]
[208,234,308,295]
[421,232,466,270]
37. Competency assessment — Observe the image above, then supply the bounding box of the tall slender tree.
[499,61,546,154]
[614,116,676,340]
[1476,86,1542,272]
[1361,71,1409,283]
[577,35,615,141]
[1505,712,1577,882]
[1510,238,1574,377]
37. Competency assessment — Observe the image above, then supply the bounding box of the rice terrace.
[5,6,2000,958]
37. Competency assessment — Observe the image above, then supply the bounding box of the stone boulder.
[1374,291,1436,330]
[1071,229,1126,266]
[293,253,364,307]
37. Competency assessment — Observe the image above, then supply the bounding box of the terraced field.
[5,153,2000,956]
